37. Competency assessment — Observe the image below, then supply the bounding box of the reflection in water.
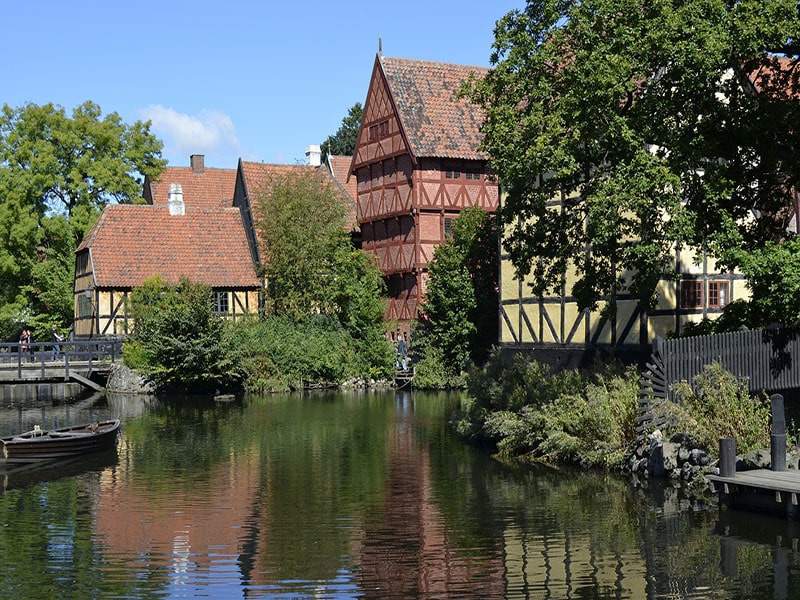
[0,391,796,597]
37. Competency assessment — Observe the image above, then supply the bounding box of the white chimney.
[168,183,185,215]
[305,144,321,167]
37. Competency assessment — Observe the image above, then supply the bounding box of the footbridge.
[0,339,125,391]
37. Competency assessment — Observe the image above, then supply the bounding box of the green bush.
[664,362,771,455]
[224,314,394,392]
[455,353,640,469]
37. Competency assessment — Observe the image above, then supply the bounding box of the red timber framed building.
[350,55,499,335]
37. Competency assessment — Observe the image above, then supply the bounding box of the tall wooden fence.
[637,327,800,438]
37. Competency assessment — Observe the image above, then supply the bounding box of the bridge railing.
[0,338,126,377]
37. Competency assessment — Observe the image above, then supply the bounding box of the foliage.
[464,0,800,316]
[410,343,466,390]
[253,168,350,318]
[320,102,363,161]
[453,351,639,468]
[330,247,394,376]
[416,207,499,377]
[223,314,394,392]
[0,100,165,332]
[124,276,243,393]
[663,362,771,455]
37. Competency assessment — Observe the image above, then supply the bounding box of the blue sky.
[3,1,523,170]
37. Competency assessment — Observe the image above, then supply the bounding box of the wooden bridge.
[0,338,124,391]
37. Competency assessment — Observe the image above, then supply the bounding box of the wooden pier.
[707,469,800,520]
[706,393,800,520]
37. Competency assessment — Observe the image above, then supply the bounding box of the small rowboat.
[1,420,121,464]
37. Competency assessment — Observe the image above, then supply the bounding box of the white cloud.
[140,105,243,166]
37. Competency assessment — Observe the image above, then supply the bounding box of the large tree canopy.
[466,0,800,319]
[0,101,165,337]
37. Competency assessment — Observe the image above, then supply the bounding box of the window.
[444,218,453,238]
[368,120,390,142]
[465,167,481,180]
[680,280,703,308]
[213,291,229,315]
[445,169,461,179]
[708,281,729,308]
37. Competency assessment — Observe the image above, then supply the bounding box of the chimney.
[190,154,205,173]
[168,183,185,216]
[305,145,321,167]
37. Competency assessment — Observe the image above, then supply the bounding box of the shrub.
[666,362,771,455]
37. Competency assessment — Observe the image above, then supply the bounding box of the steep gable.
[379,56,488,160]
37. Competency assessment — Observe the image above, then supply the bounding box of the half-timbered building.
[499,60,800,364]
[350,55,500,333]
[74,157,258,338]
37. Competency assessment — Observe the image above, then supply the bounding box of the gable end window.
[680,280,703,309]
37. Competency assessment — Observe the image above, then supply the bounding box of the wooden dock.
[707,470,800,520]
[704,394,800,520]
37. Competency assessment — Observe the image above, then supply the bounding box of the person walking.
[51,325,64,361]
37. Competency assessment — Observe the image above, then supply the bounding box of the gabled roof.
[379,56,489,160]
[144,156,237,208]
[77,204,259,289]
[238,161,357,231]
[745,56,800,100]
[326,155,358,202]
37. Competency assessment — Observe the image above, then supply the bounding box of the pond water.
[0,389,798,599]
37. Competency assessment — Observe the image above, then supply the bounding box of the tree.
[125,276,243,392]
[465,0,800,319]
[417,207,499,375]
[0,101,165,336]
[254,169,351,318]
[320,102,363,161]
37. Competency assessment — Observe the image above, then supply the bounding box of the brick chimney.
[168,183,185,215]
[190,154,205,173]
[305,145,321,167]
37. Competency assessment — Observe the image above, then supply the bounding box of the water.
[0,389,798,599]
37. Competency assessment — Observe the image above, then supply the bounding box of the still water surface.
[0,390,798,599]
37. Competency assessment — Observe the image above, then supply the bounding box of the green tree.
[0,101,165,336]
[417,207,499,376]
[125,276,242,392]
[320,102,363,161]
[465,0,800,318]
[254,169,351,318]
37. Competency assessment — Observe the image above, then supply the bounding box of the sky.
[3,1,524,170]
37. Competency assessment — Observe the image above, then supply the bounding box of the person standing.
[51,325,63,361]
[19,329,28,363]
[396,334,408,371]
[27,329,35,363]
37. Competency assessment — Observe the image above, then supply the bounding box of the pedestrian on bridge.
[51,326,64,361]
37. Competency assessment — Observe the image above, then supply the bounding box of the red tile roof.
[327,155,358,202]
[77,204,260,289]
[746,57,800,100]
[145,166,237,208]
[380,56,489,160]
[239,161,358,230]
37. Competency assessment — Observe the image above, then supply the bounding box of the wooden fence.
[637,327,800,438]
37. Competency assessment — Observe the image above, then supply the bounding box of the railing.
[0,338,125,379]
